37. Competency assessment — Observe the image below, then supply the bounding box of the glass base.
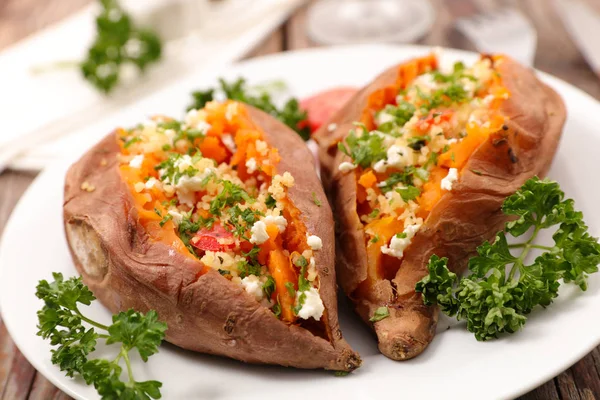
[306,0,435,45]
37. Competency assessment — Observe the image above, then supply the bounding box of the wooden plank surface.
[1,0,600,399]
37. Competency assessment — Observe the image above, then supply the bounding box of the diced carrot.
[358,170,377,189]
[199,136,228,164]
[364,216,404,283]
[268,249,298,323]
[439,122,488,170]
[418,166,447,213]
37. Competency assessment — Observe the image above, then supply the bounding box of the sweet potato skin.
[316,56,566,360]
[63,106,360,371]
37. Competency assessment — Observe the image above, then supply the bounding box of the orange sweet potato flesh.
[63,105,360,371]
[315,55,566,360]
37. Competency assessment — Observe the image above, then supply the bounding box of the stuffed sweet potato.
[315,54,566,360]
[63,100,360,371]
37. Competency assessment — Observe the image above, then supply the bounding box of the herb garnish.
[396,186,421,202]
[187,78,310,140]
[81,0,162,94]
[36,273,166,399]
[416,177,600,340]
[312,192,322,207]
[337,126,387,169]
[369,306,390,322]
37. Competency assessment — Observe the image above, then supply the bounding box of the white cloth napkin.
[0,0,305,171]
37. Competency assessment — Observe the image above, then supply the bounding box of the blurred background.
[1,0,600,399]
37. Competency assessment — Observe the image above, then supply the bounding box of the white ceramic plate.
[2,45,600,400]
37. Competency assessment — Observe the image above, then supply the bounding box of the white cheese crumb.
[447,138,458,145]
[241,275,264,302]
[129,154,144,168]
[375,111,395,126]
[221,134,236,153]
[296,287,325,320]
[245,157,258,174]
[145,177,158,189]
[307,235,323,251]
[338,161,356,173]
[373,159,387,173]
[263,215,287,233]
[167,209,184,225]
[250,221,270,244]
[381,223,421,259]
[134,182,145,193]
[441,168,458,191]
[327,123,338,132]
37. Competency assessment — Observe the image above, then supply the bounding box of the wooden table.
[1,0,600,398]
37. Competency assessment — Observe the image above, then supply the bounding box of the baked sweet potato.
[64,101,360,371]
[315,54,566,360]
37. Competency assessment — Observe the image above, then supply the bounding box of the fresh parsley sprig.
[416,177,600,341]
[81,0,162,93]
[36,273,167,399]
[187,78,310,141]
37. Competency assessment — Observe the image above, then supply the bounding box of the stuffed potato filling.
[337,55,510,281]
[117,100,325,325]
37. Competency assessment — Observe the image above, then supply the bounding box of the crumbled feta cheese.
[241,275,264,302]
[194,120,212,134]
[373,145,413,173]
[245,157,258,174]
[338,161,356,173]
[327,123,338,132]
[168,209,184,225]
[296,288,324,320]
[307,235,323,251]
[447,138,458,145]
[221,134,236,153]
[263,215,287,233]
[375,111,395,126]
[250,221,269,244]
[441,168,458,191]
[134,182,145,193]
[373,159,387,173]
[175,167,215,206]
[129,154,144,168]
[381,223,421,259]
[145,177,158,189]
[174,154,194,172]
[255,140,268,156]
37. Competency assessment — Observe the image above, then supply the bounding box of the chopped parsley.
[187,77,310,140]
[209,180,253,216]
[369,306,390,322]
[262,276,275,299]
[396,186,421,202]
[312,192,322,207]
[376,102,416,134]
[378,167,415,193]
[337,126,387,169]
[265,195,277,209]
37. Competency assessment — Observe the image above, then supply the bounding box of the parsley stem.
[508,225,542,282]
[508,243,553,251]
[121,346,135,384]
[75,307,109,331]
[30,60,80,74]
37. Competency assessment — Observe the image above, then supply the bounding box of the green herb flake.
[369,306,390,322]
[312,192,322,207]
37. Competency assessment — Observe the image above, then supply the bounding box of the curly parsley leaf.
[36,273,167,399]
[416,177,600,341]
[81,0,162,94]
